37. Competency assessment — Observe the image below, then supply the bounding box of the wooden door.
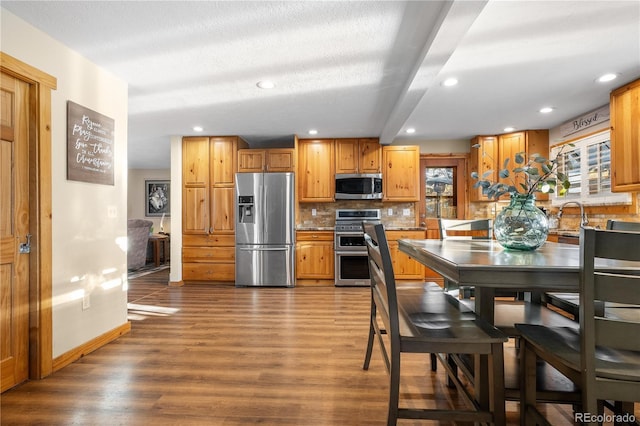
[359,138,381,173]
[211,137,236,185]
[1,72,30,392]
[266,149,295,172]
[238,149,265,172]
[182,137,210,234]
[335,139,359,174]
[298,139,335,202]
[382,146,420,201]
[498,132,525,193]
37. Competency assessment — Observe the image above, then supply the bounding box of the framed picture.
[145,180,170,217]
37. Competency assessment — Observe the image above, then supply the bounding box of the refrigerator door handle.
[239,247,288,252]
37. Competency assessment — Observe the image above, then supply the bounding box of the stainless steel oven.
[334,209,380,287]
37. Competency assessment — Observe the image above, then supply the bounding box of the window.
[551,130,630,206]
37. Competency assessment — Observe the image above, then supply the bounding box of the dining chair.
[362,222,508,425]
[544,219,640,320]
[516,227,640,425]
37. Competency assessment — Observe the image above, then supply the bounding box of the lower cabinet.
[296,231,334,280]
[386,230,425,280]
[182,234,235,281]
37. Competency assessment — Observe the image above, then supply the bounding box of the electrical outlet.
[387,208,393,216]
[311,208,317,216]
[403,209,411,216]
[107,206,117,218]
[82,294,90,310]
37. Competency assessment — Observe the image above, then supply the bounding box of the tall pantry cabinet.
[182,136,248,281]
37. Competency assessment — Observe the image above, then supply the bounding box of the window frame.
[550,130,631,206]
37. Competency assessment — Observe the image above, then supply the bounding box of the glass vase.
[494,194,549,250]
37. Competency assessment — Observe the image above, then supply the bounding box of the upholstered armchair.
[127,219,153,270]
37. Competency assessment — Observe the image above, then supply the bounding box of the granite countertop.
[548,229,580,237]
[385,226,426,231]
[296,226,334,231]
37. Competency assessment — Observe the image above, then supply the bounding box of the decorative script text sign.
[559,104,609,138]
[67,101,115,185]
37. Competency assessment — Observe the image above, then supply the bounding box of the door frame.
[1,52,56,380]
[419,154,468,224]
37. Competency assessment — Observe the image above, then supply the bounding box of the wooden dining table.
[397,238,638,410]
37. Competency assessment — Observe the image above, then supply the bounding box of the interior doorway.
[419,155,467,226]
[1,52,56,390]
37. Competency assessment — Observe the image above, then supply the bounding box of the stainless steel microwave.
[335,173,383,200]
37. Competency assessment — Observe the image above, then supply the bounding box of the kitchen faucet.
[557,201,589,227]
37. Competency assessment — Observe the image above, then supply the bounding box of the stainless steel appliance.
[235,172,295,287]
[334,208,381,286]
[335,173,383,200]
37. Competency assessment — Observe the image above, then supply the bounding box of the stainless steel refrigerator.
[235,172,295,287]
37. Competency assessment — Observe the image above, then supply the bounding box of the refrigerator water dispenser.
[238,195,254,223]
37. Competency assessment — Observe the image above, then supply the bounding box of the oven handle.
[335,250,369,256]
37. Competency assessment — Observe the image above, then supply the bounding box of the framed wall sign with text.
[67,101,115,185]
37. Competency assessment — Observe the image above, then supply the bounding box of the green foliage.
[470,143,574,200]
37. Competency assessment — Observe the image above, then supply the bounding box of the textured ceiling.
[2,1,639,169]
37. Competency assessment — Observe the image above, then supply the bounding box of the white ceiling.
[3,1,639,169]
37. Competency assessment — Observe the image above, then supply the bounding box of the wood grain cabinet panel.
[335,138,381,174]
[238,148,295,173]
[610,78,640,192]
[382,145,420,201]
[469,136,498,202]
[182,136,248,282]
[298,139,335,202]
[386,230,425,280]
[296,231,334,279]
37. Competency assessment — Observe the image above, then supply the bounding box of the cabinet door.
[382,146,420,201]
[238,149,265,172]
[388,240,424,279]
[211,137,236,185]
[183,137,211,234]
[335,139,359,174]
[211,186,234,232]
[498,132,525,197]
[359,138,381,173]
[469,136,497,202]
[266,148,295,172]
[296,241,334,279]
[611,78,640,192]
[298,139,335,202]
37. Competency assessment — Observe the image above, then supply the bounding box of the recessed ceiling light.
[256,80,275,89]
[406,128,416,134]
[193,126,203,132]
[539,107,554,114]
[308,129,318,135]
[442,78,458,87]
[503,127,515,132]
[597,73,617,83]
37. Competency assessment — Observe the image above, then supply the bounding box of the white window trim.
[550,130,631,206]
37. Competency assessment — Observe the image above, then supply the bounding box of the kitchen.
[2,2,640,421]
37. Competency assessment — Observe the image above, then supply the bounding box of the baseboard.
[169,280,184,287]
[52,322,131,373]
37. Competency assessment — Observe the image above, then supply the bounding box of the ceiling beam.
[378,0,488,145]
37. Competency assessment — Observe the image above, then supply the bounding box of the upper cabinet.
[298,139,335,202]
[382,145,420,202]
[498,130,550,201]
[610,78,640,192]
[469,136,498,202]
[238,148,295,173]
[335,138,381,174]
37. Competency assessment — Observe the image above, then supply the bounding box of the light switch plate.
[403,209,410,216]
[311,208,317,216]
[387,208,393,216]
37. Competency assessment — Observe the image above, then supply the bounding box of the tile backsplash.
[298,201,418,228]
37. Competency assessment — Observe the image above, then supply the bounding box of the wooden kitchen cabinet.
[182,136,248,282]
[298,139,335,202]
[469,136,498,202]
[382,145,420,201]
[610,78,640,192]
[238,148,295,172]
[497,130,549,201]
[296,231,334,280]
[335,138,381,174]
[386,230,425,280]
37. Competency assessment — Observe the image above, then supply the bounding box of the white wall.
[2,10,129,357]
[128,168,171,233]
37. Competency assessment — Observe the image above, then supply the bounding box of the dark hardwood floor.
[1,269,635,425]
